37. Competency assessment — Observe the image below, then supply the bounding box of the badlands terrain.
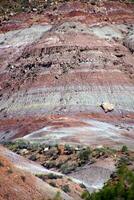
[0,0,134,200]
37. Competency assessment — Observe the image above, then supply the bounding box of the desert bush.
[50,181,56,187]
[0,160,4,167]
[36,174,46,181]
[64,144,73,154]
[121,145,128,153]
[29,154,37,161]
[53,191,62,200]
[36,173,62,182]
[44,161,56,169]
[118,156,131,167]
[4,140,30,151]
[80,183,86,189]
[61,184,70,193]
[20,175,26,182]
[7,168,13,174]
[47,173,62,179]
[78,147,91,162]
[92,147,116,158]
[60,163,77,174]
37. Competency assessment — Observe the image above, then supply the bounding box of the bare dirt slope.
[0,145,82,200]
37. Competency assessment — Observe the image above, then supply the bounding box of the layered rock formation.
[0,0,134,149]
[0,2,134,198]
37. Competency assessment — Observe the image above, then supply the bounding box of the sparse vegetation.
[0,0,29,16]
[5,141,133,177]
[4,140,30,151]
[92,147,116,158]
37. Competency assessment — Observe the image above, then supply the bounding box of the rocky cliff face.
[0,0,134,149]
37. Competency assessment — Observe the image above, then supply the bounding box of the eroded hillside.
[0,0,134,199]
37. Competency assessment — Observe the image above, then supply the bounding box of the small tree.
[78,147,91,162]
[121,145,128,153]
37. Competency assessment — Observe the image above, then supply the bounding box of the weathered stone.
[100,102,114,113]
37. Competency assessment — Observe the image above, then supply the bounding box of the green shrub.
[121,145,128,153]
[61,184,71,193]
[78,147,91,162]
[47,173,61,179]
[60,163,76,174]
[82,165,134,200]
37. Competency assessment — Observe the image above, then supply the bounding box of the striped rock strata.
[0,1,134,150]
